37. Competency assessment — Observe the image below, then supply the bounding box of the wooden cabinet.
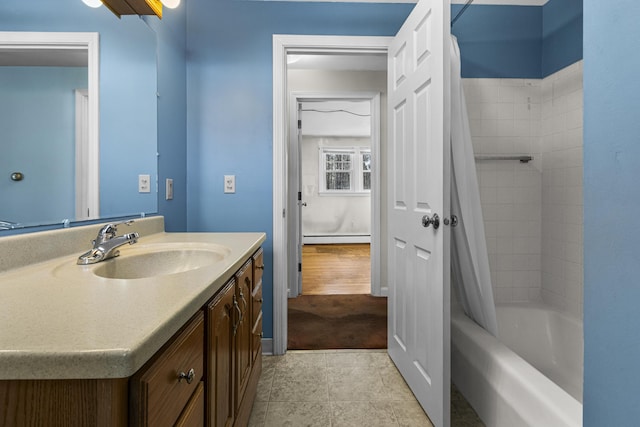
[251,248,264,366]
[207,279,235,427]
[0,247,263,427]
[208,252,263,427]
[234,259,253,423]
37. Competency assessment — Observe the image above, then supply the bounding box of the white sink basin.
[54,242,231,280]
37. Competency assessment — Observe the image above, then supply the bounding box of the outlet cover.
[138,174,151,193]
[224,175,235,193]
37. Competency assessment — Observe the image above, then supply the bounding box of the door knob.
[422,213,440,229]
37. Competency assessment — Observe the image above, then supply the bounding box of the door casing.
[273,34,392,355]
[288,92,382,298]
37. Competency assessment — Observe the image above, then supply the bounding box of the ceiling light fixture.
[160,0,180,8]
[82,0,103,8]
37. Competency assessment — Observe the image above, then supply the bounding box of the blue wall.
[451,0,582,78]
[186,0,413,339]
[146,8,188,232]
[0,67,86,225]
[451,5,542,78]
[583,1,640,423]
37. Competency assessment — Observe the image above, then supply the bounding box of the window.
[320,148,371,194]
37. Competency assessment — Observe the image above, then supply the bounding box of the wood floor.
[301,244,371,295]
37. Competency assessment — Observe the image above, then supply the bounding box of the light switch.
[166,178,174,200]
[224,175,235,193]
[138,174,151,193]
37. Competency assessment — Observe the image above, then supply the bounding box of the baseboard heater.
[303,235,371,244]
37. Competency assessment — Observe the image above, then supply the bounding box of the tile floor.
[248,350,484,427]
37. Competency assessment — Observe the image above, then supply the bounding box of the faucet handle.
[96,220,135,240]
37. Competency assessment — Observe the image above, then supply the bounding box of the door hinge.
[298,262,302,272]
[298,191,302,201]
[282,208,286,218]
[298,119,302,130]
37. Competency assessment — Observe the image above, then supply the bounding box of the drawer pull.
[178,368,196,384]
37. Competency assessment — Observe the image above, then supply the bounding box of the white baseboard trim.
[303,235,371,244]
[261,338,274,355]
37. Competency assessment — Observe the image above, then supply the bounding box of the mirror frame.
[0,31,99,224]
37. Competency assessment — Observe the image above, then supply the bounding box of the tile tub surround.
[248,350,484,427]
[0,220,266,380]
[463,61,584,317]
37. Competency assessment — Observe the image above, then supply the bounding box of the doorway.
[290,94,382,298]
[273,34,393,356]
[287,65,386,349]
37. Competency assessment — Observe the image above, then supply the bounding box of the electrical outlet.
[224,175,235,193]
[166,178,174,200]
[138,174,151,193]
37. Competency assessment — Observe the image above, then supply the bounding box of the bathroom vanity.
[0,217,265,426]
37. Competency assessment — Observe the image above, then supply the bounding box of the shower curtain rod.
[451,0,475,28]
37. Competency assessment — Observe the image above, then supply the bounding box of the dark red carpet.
[287,294,387,350]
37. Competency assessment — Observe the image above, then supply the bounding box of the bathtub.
[451,303,583,427]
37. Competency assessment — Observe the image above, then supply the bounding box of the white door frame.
[289,92,382,298]
[273,34,392,355]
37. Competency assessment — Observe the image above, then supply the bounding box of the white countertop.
[0,229,266,380]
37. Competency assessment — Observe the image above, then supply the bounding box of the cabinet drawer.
[252,248,264,290]
[130,311,205,427]
[175,381,205,427]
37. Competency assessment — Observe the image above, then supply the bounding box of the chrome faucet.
[77,220,140,265]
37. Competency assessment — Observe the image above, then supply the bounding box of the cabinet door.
[234,260,253,416]
[251,248,264,364]
[207,279,235,427]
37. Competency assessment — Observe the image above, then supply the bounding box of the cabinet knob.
[256,265,265,270]
[178,368,195,384]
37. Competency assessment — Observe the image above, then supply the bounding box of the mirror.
[0,1,158,231]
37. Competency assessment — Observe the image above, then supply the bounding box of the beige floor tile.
[324,351,389,368]
[327,366,390,401]
[253,352,483,427]
[248,401,268,427]
[270,368,329,402]
[276,351,327,369]
[330,401,400,427]
[264,401,332,427]
[391,400,434,427]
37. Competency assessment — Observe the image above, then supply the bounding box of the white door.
[387,0,450,426]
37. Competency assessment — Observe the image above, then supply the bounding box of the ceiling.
[0,48,87,67]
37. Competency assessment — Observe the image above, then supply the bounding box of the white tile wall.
[463,78,543,304]
[540,61,584,318]
[462,61,583,316]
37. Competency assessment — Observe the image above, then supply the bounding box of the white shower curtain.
[450,35,498,336]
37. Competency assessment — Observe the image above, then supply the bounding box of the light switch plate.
[138,174,151,193]
[224,175,235,193]
[166,178,174,200]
